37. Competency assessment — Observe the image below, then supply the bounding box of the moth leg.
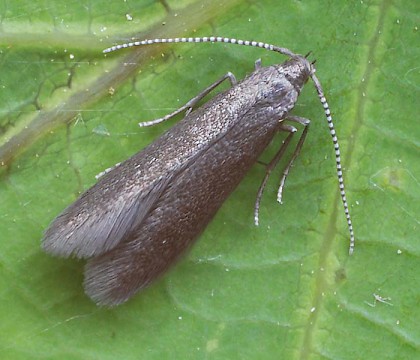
[139,72,237,127]
[254,124,296,226]
[276,116,310,204]
[95,162,121,180]
[254,117,310,225]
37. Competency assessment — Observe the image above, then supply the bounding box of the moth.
[42,37,354,306]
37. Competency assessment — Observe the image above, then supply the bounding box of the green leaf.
[1,0,419,359]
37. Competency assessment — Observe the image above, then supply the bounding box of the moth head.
[276,55,313,96]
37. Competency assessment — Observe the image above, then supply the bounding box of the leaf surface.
[0,0,419,359]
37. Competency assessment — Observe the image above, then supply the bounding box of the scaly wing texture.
[42,65,282,259]
[83,96,284,305]
[42,159,173,258]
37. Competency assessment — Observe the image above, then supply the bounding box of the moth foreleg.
[254,117,311,225]
[254,123,296,226]
[276,116,310,204]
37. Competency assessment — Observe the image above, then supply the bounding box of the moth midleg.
[139,72,237,127]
